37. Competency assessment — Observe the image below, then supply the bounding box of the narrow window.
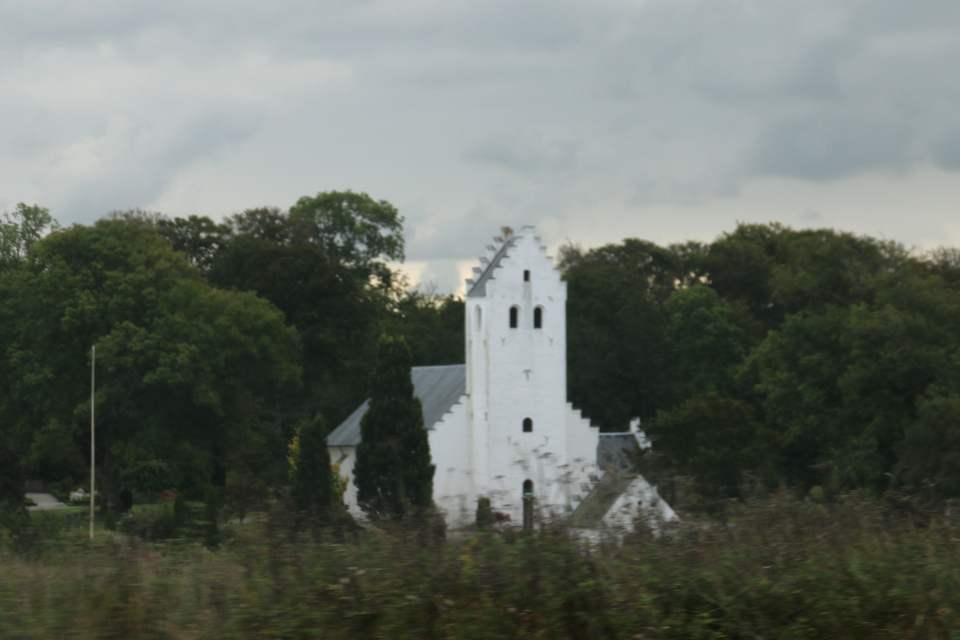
[523,270,530,282]
[523,418,533,433]
[476,305,482,330]
[533,307,543,329]
[522,480,534,530]
[509,306,518,328]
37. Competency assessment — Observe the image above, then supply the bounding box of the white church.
[327,226,677,532]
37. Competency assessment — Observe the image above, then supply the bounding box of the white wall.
[329,445,362,520]
[465,227,600,524]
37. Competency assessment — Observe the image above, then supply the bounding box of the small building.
[328,226,677,531]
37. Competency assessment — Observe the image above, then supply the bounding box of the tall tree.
[663,285,746,404]
[289,190,404,288]
[644,393,780,502]
[0,221,300,507]
[354,336,434,520]
[0,429,28,545]
[209,209,379,426]
[291,414,336,519]
[0,203,57,271]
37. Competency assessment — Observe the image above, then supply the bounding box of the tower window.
[522,480,534,530]
[524,270,530,282]
[533,307,543,329]
[509,306,519,328]
[523,417,533,432]
[476,305,482,330]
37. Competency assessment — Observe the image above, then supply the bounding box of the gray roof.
[597,434,641,472]
[466,238,513,297]
[326,364,466,447]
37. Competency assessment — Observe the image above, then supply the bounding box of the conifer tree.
[0,430,28,536]
[355,335,434,520]
[291,413,335,519]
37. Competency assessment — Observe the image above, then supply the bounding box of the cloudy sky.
[3,0,960,292]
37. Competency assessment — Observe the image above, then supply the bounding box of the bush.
[476,496,493,530]
[104,509,117,532]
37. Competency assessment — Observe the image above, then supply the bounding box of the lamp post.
[90,344,95,539]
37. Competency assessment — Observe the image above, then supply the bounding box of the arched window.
[522,480,534,530]
[509,306,519,328]
[533,306,543,329]
[523,417,533,433]
[476,305,482,330]
[523,270,530,282]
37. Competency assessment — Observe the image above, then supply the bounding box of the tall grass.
[2,495,960,639]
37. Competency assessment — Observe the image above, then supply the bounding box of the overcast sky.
[3,0,960,292]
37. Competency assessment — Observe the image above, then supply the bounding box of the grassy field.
[2,495,960,639]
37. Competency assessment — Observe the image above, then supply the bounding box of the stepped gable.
[466,235,514,297]
[327,364,466,446]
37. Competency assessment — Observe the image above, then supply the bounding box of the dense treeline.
[561,224,960,505]
[0,195,463,512]
[2,193,959,514]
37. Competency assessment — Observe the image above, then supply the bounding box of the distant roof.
[327,364,466,447]
[597,434,641,472]
[466,238,514,297]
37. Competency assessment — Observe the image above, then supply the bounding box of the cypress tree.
[0,430,28,537]
[355,335,435,520]
[291,413,335,519]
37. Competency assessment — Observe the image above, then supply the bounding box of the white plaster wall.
[564,406,602,505]
[428,399,476,527]
[601,476,679,537]
[328,445,363,520]
[467,227,582,523]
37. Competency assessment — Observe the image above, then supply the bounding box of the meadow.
[3,495,960,639]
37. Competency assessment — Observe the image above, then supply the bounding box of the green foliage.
[0,430,25,509]
[289,190,405,288]
[355,335,435,520]
[476,496,493,530]
[0,220,300,506]
[0,430,29,544]
[664,285,746,403]
[559,241,678,428]
[155,214,229,271]
[209,212,377,424]
[203,485,220,548]
[381,289,464,366]
[291,414,336,520]
[4,497,960,638]
[104,509,117,532]
[173,494,187,530]
[0,203,58,271]
[645,393,780,502]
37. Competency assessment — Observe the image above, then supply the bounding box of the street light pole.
[90,344,95,539]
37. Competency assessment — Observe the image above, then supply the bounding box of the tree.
[291,414,336,519]
[0,220,300,508]
[0,203,57,271]
[155,215,229,272]
[354,336,434,520]
[380,289,465,366]
[644,393,780,502]
[209,211,379,425]
[0,430,29,547]
[289,190,404,288]
[663,285,746,404]
[559,239,688,428]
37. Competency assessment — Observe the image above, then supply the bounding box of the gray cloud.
[2,0,960,288]
[461,128,580,173]
[752,110,914,181]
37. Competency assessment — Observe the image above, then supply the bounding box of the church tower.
[464,226,573,516]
